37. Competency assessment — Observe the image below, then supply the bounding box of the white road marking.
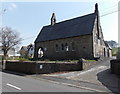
[6,83,21,90]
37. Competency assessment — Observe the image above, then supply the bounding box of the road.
[1,71,92,92]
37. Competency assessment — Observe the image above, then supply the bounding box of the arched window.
[104,48,106,57]
[65,43,69,51]
[61,44,64,51]
[71,42,75,51]
[55,44,59,52]
[38,47,44,58]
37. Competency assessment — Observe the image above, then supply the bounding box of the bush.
[112,47,119,56]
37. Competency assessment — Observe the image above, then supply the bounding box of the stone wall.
[110,51,120,75]
[36,62,82,74]
[110,59,120,75]
[5,61,82,74]
[34,35,94,60]
[5,60,97,74]
[117,51,120,59]
[5,61,36,74]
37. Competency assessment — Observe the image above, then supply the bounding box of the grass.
[38,59,79,63]
[0,55,96,63]
[112,47,120,56]
[37,59,96,63]
[86,60,96,62]
[14,57,31,62]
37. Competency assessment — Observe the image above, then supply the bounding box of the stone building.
[34,3,112,60]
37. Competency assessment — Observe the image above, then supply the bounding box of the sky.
[1,1,118,49]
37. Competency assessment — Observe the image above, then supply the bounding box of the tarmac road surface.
[1,71,92,92]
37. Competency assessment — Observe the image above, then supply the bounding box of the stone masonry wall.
[5,61,82,74]
[34,35,94,60]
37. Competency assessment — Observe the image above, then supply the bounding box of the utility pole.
[0,8,7,70]
[0,9,7,15]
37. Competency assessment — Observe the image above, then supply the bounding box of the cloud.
[11,3,17,9]
[8,3,17,11]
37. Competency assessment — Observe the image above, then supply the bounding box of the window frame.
[71,42,75,51]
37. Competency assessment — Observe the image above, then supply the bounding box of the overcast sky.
[1,1,118,47]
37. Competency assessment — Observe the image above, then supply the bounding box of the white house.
[19,44,34,58]
[27,44,34,58]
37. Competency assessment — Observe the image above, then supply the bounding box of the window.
[71,42,75,51]
[65,43,69,51]
[100,39,103,45]
[95,34,98,44]
[31,47,33,50]
[61,44,64,51]
[55,44,59,52]
[104,48,106,57]
[38,47,44,58]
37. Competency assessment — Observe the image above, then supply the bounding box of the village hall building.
[34,3,112,60]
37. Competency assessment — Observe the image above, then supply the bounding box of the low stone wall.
[5,61,82,74]
[5,61,36,74]
[82,61,97,70]
[36,62,82,74]
[117,51,120,59]
[110,59,120,75]
[5,60,98,74]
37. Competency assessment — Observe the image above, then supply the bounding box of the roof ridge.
[45,12,96,27]
[35,12,96,42]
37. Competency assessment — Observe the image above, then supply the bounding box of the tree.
[0,26,22,59]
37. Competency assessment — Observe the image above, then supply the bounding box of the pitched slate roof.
[35,12,97,43]
[21,46,28,51]
[104,41,112,50]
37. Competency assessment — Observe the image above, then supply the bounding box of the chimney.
[51,13,56,26]
[95,3,100,39]
[95,3,98,13]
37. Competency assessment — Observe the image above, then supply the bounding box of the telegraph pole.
[0,9,7,15]
[0,8,7,70]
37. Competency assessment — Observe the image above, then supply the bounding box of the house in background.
[19,44,34,58]
[27,44,34,58]
[105,40,118,48]
[34,3,112,60]
[104,41,112,57]
[19,46,28,58]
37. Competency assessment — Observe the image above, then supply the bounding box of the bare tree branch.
[0,26,22,58]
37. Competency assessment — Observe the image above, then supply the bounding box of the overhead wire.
[22,4,118,41]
